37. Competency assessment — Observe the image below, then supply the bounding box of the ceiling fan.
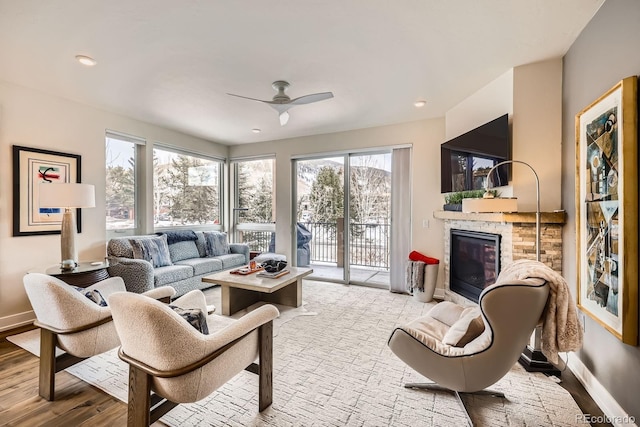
[227,80,333,126]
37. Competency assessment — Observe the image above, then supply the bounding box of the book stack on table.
[256,269,290,279]
[230,265,264,275]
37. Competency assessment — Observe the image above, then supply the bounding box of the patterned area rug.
[11,281,583,426]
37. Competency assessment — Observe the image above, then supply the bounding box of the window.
[450,151,501,192]
[233,157,275,251]
[153,147,223,228]
[106,132,142,231]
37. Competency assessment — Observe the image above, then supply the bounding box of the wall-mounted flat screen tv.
[440,114,510,193]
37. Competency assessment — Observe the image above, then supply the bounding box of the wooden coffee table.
[202,267,313,315]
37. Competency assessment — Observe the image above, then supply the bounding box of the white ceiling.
[0,0,603,145]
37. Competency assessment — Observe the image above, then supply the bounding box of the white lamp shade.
[39,183,96,208]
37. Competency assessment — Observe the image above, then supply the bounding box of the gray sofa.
[107,230,249,296]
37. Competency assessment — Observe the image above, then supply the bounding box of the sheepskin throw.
[497,259,583,364]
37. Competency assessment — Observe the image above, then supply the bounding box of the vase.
[413,289,432,302]
[412,263,438,302]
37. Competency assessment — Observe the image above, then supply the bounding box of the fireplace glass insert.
[450,229,500,302]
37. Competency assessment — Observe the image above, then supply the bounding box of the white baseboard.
[567,353,638,427]
[0,310,35,333]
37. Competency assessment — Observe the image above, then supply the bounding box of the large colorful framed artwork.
[575,76,638,345]
[12,145,82,236]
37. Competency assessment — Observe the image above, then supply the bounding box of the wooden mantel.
[433,210,566,224]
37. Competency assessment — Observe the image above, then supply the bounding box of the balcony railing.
[238,230,272,253]
[238,220,390,270]
[307,221,390,270]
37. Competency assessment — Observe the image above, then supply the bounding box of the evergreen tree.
[162,155,218,224]
[105,163,134,217]
[250,177,273,223]
[236,162,254,215]
[309,166,344,223]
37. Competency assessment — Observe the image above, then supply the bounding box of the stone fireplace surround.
[434,211,566,306]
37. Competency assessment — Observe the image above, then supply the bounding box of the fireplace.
[450,229,500,302]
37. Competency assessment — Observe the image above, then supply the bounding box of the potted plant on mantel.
[443,190,498,211]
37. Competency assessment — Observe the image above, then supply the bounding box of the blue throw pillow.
[129,235,172,267]
[74,287,108,307]
[203,231,230,257]
[169,305,209,335]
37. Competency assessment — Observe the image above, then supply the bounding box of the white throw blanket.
[406,260,425,292]
[497,260,583,364]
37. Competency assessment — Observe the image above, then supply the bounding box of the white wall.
[512,59,563,211]
[445,69,514,140]
[0,81,228,330]
[444,60,563,212]
[229,118,446,294]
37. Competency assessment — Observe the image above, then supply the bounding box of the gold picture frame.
[575,76,638,345]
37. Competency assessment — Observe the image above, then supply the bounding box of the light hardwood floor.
[0,324,132,427]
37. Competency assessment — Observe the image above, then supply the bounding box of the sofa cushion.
[428,301,466,327]
[204,231,230,257]
[216,253,247,269]
[442,307,485,347]
[194,231,207,257]
[169,305,209,335]
[169,240,201,262]
[153,265,193,286]
[160,230,198,245]
[108,238,135,258]
[74,286,108,307]
[175,258,223,276]
[130,235,172,267]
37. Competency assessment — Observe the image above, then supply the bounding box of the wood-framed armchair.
[108,289,279,426]
[23,273,175,401]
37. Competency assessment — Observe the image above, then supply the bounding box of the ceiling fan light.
[75,55,97,66]
[279,111,290,126]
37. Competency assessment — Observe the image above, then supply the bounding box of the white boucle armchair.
[23,273,176,401]
[108,289,279,427]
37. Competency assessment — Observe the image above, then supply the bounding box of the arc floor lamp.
[485,160,559,375]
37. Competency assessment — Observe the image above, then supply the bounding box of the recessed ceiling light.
[252,128,261,134]
[414,100,427,108]
[75,55,97,66]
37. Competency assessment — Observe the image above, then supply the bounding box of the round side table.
[40,261,110,288]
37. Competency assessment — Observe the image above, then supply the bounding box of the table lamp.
[39,183,95,268]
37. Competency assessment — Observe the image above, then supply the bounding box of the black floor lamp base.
[518,345,561,377]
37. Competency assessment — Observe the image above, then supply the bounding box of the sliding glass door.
[295,156,346,281]
[294,151,391,287]
[348,152,391,286]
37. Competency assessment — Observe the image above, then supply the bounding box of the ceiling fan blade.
[227,93,269,103]
[290,92,334,105]
[268,103,292,114]
[279,111,290,126]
